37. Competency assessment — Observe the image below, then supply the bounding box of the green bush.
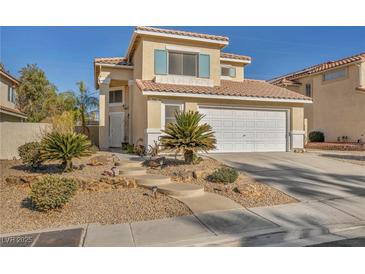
[30,175,78,211]
[126,144,135,154]
[41,131,91,172]
[18,142,43,169]
[308,131,325,142]
[210,167,239,184]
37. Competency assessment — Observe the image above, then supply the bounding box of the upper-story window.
[221,66,236,78]
[305,83,312,97]
[109,90,123,104]
[7,86,16,103]
[168,52,197,76]
[323,68,346,82]
[154,49,210,78]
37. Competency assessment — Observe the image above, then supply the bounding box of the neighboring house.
[94,26,312,153]
[0,69,27,122]
[270,52,365,142]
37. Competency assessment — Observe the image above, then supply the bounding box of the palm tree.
[75,81,98,136]
[160,111,216,164]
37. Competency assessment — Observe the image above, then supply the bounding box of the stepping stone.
[118,161,143,168]
[119,167,147,176]
[158,183,204,198]
[134,174,171,187]
[177,192,243,214]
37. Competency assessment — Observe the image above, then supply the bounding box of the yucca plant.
[160,110,216,164]
[41,131,91,172]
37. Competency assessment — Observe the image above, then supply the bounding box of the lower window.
[163,103,183,128]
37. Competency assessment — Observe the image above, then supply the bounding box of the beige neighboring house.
[0,69,27,122]
[270,52,365,142]
[94,26,312,153]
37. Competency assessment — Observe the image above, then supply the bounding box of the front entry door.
[109,112,124,147]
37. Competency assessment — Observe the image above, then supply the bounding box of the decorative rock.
[88,155,111,166]
[192,170,205,180]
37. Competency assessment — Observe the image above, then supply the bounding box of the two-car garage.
[199,106,288,153]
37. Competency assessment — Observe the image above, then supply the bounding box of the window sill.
[155,74,214,87]
[109,103,123,107]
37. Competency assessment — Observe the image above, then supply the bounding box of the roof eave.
[126,29,229,61]
[220,57,251,64]
[0,70,20,85]
[141,90,312,104]
[270,59,365,83]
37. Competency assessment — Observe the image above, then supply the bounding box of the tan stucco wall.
[141,36,222,86]
[130,41,148,145]
[147,100,161,129]
[286,63,365,141]
[146,95,305,133]
[0,77,17,109]
[220,60,245,82]
[0,122,52,159]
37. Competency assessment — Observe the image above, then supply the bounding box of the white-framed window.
[221,66,236,78]
[109,90,123,104]
[161,102,184,129]
[305,83,312,97]
[323,68,346,81]
[168,51,198,76]
[7,86,16,103]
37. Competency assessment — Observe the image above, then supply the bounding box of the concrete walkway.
[2,195,364,247]
[113,152,245,213]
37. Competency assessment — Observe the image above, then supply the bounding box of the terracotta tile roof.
[135,26,229,42]
[221,52,251,61]
[136,79,311,101]
[0,69,20,85]
[94,57,131,66]
[0,105,27,117]
[270,52,365,85]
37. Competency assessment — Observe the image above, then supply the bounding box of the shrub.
[30,175,78,211]
[134,145,145,156]
[210,167,239,184]
[41,131,91,172]
[18,142,43,169]
[126,144,135,154]
[51,111,76,134]
[147,141,160,158]
[160,111,216,164]
[308,131,325,142]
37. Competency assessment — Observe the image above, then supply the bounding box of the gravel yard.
[0,154,191,234]
[146,157,297,208]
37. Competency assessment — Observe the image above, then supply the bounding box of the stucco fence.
[75,125,99,147]
[0,123,100,160]
[0,122,53,160]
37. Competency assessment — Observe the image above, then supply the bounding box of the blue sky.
[1,26,364,94]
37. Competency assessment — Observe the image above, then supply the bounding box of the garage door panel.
[200,107,287,153]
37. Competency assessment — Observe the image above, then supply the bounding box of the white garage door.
[199,107,287,153]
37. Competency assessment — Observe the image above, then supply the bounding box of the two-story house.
[270,52,365,143]
[94,26,312,153]
[0,68,27,122]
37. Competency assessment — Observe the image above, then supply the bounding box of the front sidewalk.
[2,195,364,247]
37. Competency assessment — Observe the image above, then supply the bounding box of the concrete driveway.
[210,152,365,202]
